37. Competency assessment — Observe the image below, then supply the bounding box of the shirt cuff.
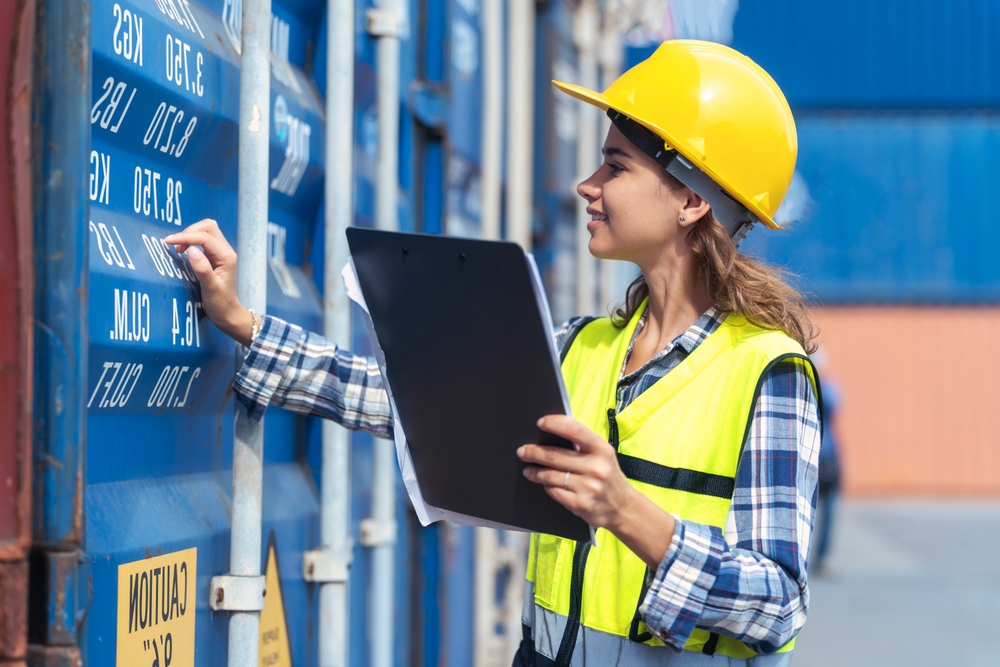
[233,315,302,422]
[638,519,725,651]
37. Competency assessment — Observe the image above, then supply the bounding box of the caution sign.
[117,547,197,667]
[259,534,292,667]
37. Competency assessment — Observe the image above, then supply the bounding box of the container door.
[84,1,325,664]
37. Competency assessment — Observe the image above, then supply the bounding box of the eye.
[605,161,624,174]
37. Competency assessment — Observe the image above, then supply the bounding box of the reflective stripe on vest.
[516,582,795,667]
[522,304,816,664]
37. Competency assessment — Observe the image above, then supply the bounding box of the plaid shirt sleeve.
[639,356,821,653]
[233,315,588,440]
[233,315,394,439]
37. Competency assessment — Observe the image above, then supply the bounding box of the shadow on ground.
[794,499,1000,667]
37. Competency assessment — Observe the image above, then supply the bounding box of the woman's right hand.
[164,219,257,347]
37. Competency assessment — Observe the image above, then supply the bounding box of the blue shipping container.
[83,1,326,665]
[730,0,1000,109]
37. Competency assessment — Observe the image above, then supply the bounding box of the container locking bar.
[360,518,398,548]
[209,575,266,612]
[366,9,401,36]
[302,547,352,583]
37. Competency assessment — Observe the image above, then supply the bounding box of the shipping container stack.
[729,0,1000,496]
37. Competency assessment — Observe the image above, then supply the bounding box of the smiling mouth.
[590,213,607,222]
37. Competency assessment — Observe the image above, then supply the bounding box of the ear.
[678,188,711,228]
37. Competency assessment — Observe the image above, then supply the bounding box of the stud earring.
[679,216,687,222]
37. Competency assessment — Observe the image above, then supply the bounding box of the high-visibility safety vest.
[515,304,818,667]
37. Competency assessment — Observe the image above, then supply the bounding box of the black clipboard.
[346,228,591,542]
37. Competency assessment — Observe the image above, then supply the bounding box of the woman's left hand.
[518,414,677,569]
[517,415,637,531]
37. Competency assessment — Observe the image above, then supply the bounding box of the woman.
[167,41,820,666]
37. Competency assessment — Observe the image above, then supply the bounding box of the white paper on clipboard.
[344,255,572,532]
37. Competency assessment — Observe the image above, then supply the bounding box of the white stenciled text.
[133,166,184,225]
[90,151,111,205]
[111,288,151,343]
[144,103,198,158]
[147,365,201,409]
[91,76,136,134]
[89,221,136,271]
[153,0,204,38]
[88,361,144,409]
[166,34,204,97]
[112,3,143,66]
[171,298,201,348]
[270,116,311,196]
[142,234,196,282]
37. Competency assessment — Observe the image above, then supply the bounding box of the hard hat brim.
[551,79,782,230]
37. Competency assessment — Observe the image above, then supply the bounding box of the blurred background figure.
[809,349,841,578]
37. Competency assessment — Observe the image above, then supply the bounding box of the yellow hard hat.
[554,40,797,233]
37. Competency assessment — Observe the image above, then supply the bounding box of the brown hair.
[613,210,817,354]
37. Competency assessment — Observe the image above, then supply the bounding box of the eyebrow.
[602,146,632,160]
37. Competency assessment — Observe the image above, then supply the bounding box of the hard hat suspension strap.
[607,109,755,247]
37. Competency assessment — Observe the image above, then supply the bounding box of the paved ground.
[792,499,1000,667]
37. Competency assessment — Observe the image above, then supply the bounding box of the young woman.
[167,41,820,667]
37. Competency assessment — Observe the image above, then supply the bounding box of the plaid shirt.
[235,310,820,655]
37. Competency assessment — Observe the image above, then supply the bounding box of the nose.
[577,168,601,203]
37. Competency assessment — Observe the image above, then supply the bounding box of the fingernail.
[522,468,530,477]
[516,446,525,457]
[537,417,545,427]
[163,234,175,241]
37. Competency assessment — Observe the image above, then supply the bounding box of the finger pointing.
[186,246,216,283]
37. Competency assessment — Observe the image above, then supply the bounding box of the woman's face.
[577,125,701,266]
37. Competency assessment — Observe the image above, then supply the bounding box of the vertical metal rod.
[477,8,513,662]
[506,0,535,250]
[480,0,504,242]
[369,1,401,665]
[473,528,498,667]
[573,0,599,316]
[230,1,271,666]
[320,0,356,664]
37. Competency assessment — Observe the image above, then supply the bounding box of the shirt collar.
[674,306,726,355]
[621,306,728,382]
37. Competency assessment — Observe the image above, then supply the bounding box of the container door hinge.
[366,9,401,37]
[208,574,266,612]
[360,518,398,547]
[302,546,353,583]
[26,645,82,667]
[28,549,91,648]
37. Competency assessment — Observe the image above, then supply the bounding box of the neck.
[637,250,713,345]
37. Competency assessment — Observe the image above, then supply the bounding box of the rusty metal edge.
[0,561,28,660]
[0,0,38,565]
[0,0,36,661]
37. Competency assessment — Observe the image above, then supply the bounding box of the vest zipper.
[607,408,619,451]
[553,540,591,667]
[551,410,618,666]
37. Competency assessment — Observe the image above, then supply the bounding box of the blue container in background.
[730,1,1000,304]
[730,0,1000,109]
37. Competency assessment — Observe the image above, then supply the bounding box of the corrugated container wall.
[26,0,488,665]
[82,1,325,665]
[727,1,1000,496]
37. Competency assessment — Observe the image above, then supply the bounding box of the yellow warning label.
[258,540,292,667]
[117,547,197,667]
